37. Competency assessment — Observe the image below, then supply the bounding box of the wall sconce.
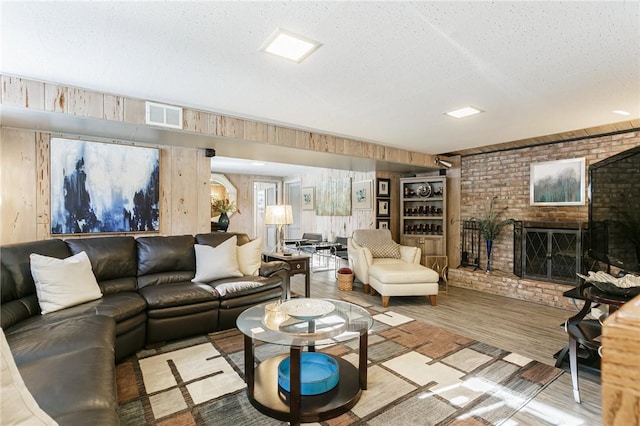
[434,156,453,169]
[265,204,294,254]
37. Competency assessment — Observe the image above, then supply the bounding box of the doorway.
[254,180,279,252]
[285,180,302,239]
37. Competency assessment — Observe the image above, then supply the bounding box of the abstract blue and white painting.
[50,138,160,234]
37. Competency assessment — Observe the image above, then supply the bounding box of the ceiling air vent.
[145,101,183,129]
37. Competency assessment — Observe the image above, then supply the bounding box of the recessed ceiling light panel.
[445,106,483,119]
[260,28,321,63]
[612,110,631,116]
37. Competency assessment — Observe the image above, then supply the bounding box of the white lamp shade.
[265,205,294,225]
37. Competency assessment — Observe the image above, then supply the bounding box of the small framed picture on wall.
[377,178,391,198]
[302,187,315,210]
[377,219,390,230]
[352,180,373,210]
[377,199,390,217]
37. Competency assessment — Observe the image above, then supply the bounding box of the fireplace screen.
[522,224,584,284]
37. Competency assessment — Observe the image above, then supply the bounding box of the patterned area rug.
[116,311,563,426]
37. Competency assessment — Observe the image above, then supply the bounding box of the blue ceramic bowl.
[278,353,339,395]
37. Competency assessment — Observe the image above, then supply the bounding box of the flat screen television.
[588,145,640,274]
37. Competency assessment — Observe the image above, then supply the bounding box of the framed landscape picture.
[50,137,160,234]
[315,178,352,216]
[530,157,585,206]
[377,178,391,197]
[302,187,314,210]
[334,178,352,216]
[352,180,373,210]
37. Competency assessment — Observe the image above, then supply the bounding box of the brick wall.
[448,269,577,310]
[453,130,639,308]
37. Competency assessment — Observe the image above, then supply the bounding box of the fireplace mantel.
[523,221,585,230]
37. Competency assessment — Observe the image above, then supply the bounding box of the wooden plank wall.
[161,146,212,237]
[0,75,438,168]
[297,169,380,240]
[0,126,388,244]
[1,128,38,243]
[444,156,462,268]
[0,75,447,245]
[35,133,51,240]
[0,129,212,244]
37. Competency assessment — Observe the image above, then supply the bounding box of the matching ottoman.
[368,263,439,307]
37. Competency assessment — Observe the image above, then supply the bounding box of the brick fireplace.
[519,221,585,285]
[454,129,639,309]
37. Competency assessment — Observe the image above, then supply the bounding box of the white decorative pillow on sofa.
[215,281,265,297]
[30,251,103,315]
[1,329,58,425]
[237,237,263,276]
[192,236,243,282]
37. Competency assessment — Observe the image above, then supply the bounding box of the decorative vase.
[486,240,493,273]
[218,212,229,232]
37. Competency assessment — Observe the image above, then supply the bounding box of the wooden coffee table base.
[239,301,371,426]
[248,353,362,424]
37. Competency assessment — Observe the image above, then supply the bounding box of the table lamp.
[265,204,293,254]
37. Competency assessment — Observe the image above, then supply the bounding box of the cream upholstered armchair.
[348,229,420,287]
[347,229,439,307]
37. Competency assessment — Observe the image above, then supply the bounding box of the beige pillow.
[192,236,243,282]
[363,242,401,259]
[237,238,263,276]
[30,251,102,315]
[1,329,58,425]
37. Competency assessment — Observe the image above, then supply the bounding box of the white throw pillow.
[30,251,103,315]
[192,237,243,282]
[237,237,263,276]
[1,329,58,425]
[215,281,264,297]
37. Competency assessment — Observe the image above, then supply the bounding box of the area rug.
[116,311,563,426]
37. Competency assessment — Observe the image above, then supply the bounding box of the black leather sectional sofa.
[0,232,289,425]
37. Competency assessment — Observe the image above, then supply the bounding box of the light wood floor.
[292,265,602,425]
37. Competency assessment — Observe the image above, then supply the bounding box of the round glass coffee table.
[236,299,373,426]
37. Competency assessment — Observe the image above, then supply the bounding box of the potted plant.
[471,197,513,273]
[211,198,241,232]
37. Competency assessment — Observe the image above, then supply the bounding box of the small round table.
[236,299,373,426]
[583,286,631,313]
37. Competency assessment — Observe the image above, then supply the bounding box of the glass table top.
[237,298,374,347]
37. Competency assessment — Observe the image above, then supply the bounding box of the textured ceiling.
[1,1,639,156]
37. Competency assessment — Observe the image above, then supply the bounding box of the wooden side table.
[263,252,311,298]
